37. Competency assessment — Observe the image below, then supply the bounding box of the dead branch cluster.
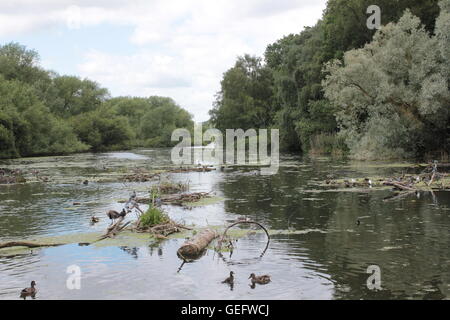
[325,162,448,191]
[382,162,447,191]
[161,192,211,206]
[169,166,215,173]
[151,182,188,194]
[119,192,212,206]
[122,169,160,182]
[135,220,191,238]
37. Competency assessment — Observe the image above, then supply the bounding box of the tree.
[209,55,276,131]
[138,97,194,146]
[71,108,133,151]
[51,76,109,118]
[323,9,450,159]
[0,42,48,84]
[0,76,87,158]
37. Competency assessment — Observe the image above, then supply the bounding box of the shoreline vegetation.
[209,0,449,161]
[0,42,194,160]
[1,1,449,162]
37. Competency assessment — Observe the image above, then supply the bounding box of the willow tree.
[323,6,450,159]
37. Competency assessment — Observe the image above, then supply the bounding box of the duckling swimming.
[222,271,234,285]
[91,216,100,223]
[222,271,234,290]
[20,281,37,299]
[249,273,271,285]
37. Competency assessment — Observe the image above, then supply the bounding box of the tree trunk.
[177,229,218,259]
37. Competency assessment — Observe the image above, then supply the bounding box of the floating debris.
[322,162,449,192]
[119,192,213,206]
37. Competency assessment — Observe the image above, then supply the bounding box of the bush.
[309,133,348,156]
[139,206,169,227]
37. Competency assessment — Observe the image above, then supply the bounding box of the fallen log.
[0,241,62,249]
[383,181,416,191]
[177,229,218,259]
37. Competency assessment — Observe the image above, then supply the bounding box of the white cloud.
[0,0,327,121]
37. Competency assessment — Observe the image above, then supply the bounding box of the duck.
[249,273,271,285]
[222,271,234,285]
[91,216,100,223]
[20,281,37,299]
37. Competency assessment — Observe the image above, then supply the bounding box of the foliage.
[105,96,194,148]
[208,0,444,159]
[309,133,348,156]
[209,54,276,131]
[323,9,450,159]
[0,43,194,158]
[139,206,169,227]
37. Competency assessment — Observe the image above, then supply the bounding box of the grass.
[139,206,169,227]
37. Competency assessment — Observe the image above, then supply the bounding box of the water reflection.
[0,150,449,299]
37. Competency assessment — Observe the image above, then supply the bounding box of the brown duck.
[20,281,37,299]
[249,273,271,285]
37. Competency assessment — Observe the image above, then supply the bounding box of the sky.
[0,0,328,122]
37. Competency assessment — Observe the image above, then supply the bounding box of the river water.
[0,149,448,300]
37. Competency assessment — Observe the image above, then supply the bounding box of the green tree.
[209,54,276,131]
[71,108,134,151]
[323,9,450,159]
[0,76,87,158]
[51,76,109,118]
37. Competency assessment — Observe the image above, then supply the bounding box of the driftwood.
[119,192,212,205]
[122,171,160,182]
[383,181,416,191]
[170,167,215,173]
[0,241,62,249]
[136,220,191,235]
[161,192,211,205]
[177,229,218,259]
[97,217,130,240]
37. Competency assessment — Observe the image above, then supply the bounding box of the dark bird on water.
[91,216,100,223]
[20,281,37,299]
[222,271,234,285]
